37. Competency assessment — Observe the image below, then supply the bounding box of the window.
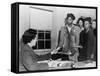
[32,30,51,49]
[30,7,53,50]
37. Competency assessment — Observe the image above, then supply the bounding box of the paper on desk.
[38,60,74,68]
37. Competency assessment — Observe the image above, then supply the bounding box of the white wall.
[19,5,30,39]
[30,7,53,30]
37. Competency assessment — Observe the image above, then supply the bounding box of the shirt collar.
[66,24,74,29]
[66,24,74,33]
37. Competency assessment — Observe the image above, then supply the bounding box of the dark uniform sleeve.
[87,30,96,59]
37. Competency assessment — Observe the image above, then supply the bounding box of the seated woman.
[19,29,50,71]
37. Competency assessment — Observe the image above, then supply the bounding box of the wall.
[19,5,30,40]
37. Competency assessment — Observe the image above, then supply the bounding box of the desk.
[74,61,96,68]
[38,60,96,70]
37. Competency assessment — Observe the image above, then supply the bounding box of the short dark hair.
[77,17,84,27]
[92,19,96,22]
[84,17,92,24]
[66,13,75,20]
[22,29,37,44]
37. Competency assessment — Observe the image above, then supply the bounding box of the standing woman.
[76,17,84,34]
[76,17,85,61]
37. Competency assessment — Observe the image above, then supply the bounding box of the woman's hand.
[51,47,60,54]
[51,49,58,54]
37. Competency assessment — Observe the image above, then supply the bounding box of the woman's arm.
[22,51,39,71]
